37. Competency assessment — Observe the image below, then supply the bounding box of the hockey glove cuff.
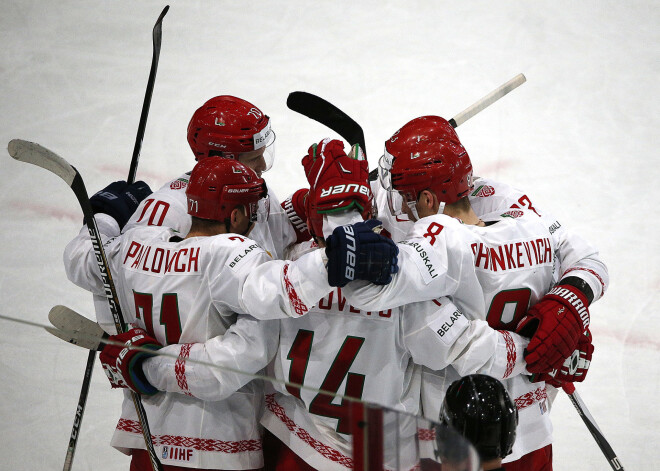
[281,188,311,243]
[100,328,162,395]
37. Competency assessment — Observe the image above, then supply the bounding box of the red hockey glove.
[281,188,311,243]
[302,138,371,215]
[517,284,591,373]
[99,328,162,395]
[532,329,594,387]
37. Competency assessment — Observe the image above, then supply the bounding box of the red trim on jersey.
[265,394,354,467]
[116,419,262,453]
[417,428,436,441]
[499,330,516,378]
[283,264,309,316]
[514,386,548,411]
[175,343,193,397]
[562,267,606,295]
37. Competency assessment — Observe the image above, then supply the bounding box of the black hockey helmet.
[439,374,518,461]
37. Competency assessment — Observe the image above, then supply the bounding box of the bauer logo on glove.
[99,327,162,395]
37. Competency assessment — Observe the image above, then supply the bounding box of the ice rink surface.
[1,1,658,469]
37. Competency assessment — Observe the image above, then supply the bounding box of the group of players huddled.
[63,95,607,471]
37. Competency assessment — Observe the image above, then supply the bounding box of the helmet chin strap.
[436,201,446,216]
[405,200,419,221]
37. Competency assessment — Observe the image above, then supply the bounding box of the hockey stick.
[287,92,367,155]
[57,7,169,469]
[49,305,108,351]
[285,75,526,182]
[448,73,526,128]
[562,383,625,470]
[128,5,169,184]
[7,139,163,471]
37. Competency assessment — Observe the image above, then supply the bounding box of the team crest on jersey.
[472,185,495,198]
[170,178,188,190]
[501,210,524,219]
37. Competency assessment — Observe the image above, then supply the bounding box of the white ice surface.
[0,1,658,469]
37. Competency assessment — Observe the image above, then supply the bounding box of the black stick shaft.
[563,384,624,470]
[127,5,169,184]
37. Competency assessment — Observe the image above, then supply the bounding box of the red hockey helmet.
[186,157,268,223]
[379,116,473,216]
[187,95,276,171]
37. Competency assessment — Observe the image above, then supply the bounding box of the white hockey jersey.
[371,176,609,302]
[88,173,298,333]
[342,209,559,462]
[142,236,529,470]
[63,218,331,469]
[261,290,529,471]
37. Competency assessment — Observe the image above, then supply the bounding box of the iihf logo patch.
[162,446,169,459]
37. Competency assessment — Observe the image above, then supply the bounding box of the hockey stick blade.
[9,139,163,470]
[8,139,77,185]
[128,5,169,184]
[448,73,526,128]
[48,305,107,351]
[287,92,366,154]
[563,383,625,470]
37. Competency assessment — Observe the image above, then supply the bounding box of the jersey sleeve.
[342,218,478,312]
[207,237,333,320]
[265,185,298,255]
[143,315,279,401]
[63,213,122,296]
[402,298,529,380]
[239,249,334,319]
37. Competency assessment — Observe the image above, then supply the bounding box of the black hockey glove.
[325,219,399,287]
[90,180,152,229]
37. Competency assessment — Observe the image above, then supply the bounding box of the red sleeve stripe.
[499,330,516,378]
[283,263,309,316]
[175,343,194,397]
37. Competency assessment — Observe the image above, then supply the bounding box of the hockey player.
[88,95,300,334]
[373,115,607,374]
[63,156,399,470]
[327,119,596,470]
[100,139,538,471]
[439,374,519,471]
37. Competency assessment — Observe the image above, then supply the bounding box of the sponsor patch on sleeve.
[428,303,469,346]
[225,240,266,271]
[399,239,444,285]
